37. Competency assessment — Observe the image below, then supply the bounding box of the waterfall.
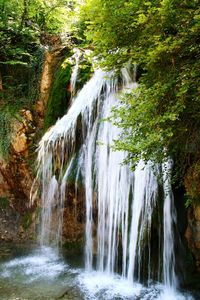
[70,48,81,96]
[162,161,178,290]
[34,69,107,247]
[127,161,158,283]
[34,62,180,294]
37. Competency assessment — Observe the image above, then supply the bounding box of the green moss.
[22,213,32,230]
[0,197,9,209]
[63,240,84,252]
[44,59,72,130]
[184,160,200,205]
[0,110,12,159]
[76,60,93,91]
[44,50,94,130]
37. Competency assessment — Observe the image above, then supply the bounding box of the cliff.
[0,43,71,242]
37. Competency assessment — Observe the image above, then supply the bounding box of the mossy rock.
[63,240,84,253]
[44,58,72,130]
[44,50,93,130]
[22,212,32,230]
[75,59,93,92]
[0,197,9,209]
[184,160,200,205]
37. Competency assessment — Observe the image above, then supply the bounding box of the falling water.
[70,48,81,95]
[33,61,184,298]
[162,160,178,290]
[127,161,159,283]
[34,69,107,247]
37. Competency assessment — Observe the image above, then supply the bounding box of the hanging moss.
[44,60,72,130]
[44,49,94,130]
[75,60,93,92]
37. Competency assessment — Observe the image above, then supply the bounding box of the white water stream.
[29,60,194,299]
[70,48,81,95]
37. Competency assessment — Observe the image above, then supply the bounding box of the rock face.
[35,46,69,128]
[0,45,71,243]
[185,204,200,272]
[0,109,36,242]
[62,185,86,244]
[11,110,34,155]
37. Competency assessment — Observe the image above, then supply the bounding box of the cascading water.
[70,48,81,96]
[33,68,107,247]
[31,60,193,299]
[162,161,178,294]
[127,161,159,283]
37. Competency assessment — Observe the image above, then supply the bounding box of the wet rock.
[50,184,86,245]
[0,46,70,244]
[11,110,34,155]
[185,204,200,272]
[24,110,33,122]
[194,206,200,221]
[0,107,36,242]
[12,133,28,154]
[35,46,69,128]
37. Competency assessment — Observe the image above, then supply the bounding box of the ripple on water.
[77,271,195,300]
[0,247,197,300]
[1,246,67,283]
[0,246,75,299]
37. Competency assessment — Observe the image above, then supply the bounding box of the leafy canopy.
[80,0,200,174]
[79,0,200,202]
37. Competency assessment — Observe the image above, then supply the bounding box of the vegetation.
[0,197,9,209]
[0,0,76,157]
[44,51,93,129]
[0,47,44,158]
[44,57,72,129]
[22,212,32,230]
[80,0,200,202]
[0,0,79,54]
[0,0,200,202]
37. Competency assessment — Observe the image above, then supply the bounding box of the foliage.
[81,1,200,186]
[0,0,199,203]
[0,83,28,159]
[0,46,45,158]
[0,0,77,64]
[76,57,93,90]
[44,51,93,130]
[0,0,74,157]
[0,107,12,158]
[27,0,77,34]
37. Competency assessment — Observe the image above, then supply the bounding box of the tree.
[80,0,200,198]
[0,0,75,157]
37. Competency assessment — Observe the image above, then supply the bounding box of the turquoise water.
[0,244,198,300]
